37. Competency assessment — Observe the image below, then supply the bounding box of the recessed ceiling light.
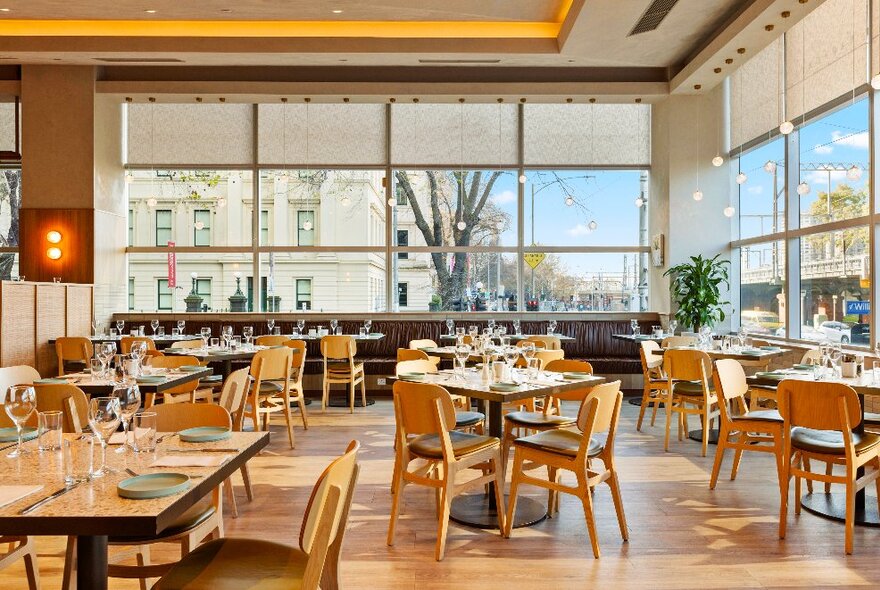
[0,9,10,12]
[144,9,157,14]
[220,8,232,13]
[332,9,343,14]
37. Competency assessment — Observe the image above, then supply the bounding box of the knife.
[19,482,84,515]
[165,448,239,453]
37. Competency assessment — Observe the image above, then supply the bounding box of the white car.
[817,321,852,344]
[774,325,826,342]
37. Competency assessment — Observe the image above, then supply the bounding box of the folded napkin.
[0,485,43,509]
[150,454,233,468]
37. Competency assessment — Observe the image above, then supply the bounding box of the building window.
[128,277,134,310]
[196,278,212,310]
[156,209,172,246]
[261,210,269,245]
[296,279,312,311]
[157,279,172,310]
[397,229,409,259]
[395,183,408,206]
[398,282,408,308]
[193,209,211,246]
[297,211,315,246]
[128,209,134,247]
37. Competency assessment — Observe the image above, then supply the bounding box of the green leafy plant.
[663,254,731,332]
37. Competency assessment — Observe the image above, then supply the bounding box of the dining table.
[58,367,213,405]
[747,367,880,527]
[162,344,295,379]
[389,368,605,530]
[49,334,203,351]
[438,333,574,343]
[0,430,269,589]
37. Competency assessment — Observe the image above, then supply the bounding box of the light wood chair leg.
[650,398,659,426]
[505,451,524,538]
[297,393,309,430]
[360,376,367,408]
[387,458,405,546]
[223,477,238,518]
[803,456,814,494]
[492,451,506,532]
[709,429,726,490]
[731,439,745,481]
[824,461,833,494]
[794,457,802,516]
[636,388,649,431]
[349,380,355,414]
[240,464,254,502]
[664,395,674,452]
[283,391,295,449]
[845,479,855,555]
[435,476,454,561]
[21,537,40,590]
[607,464,628,542]
[701,408,709,458]
[580,478,601,559]
[321,375,329,412]
[778,453,790,540]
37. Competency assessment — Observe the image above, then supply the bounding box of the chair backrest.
[712,359,749,423]
[120,336,157,354]
[218,367,252,429]
[256,335,288,346]
[0,365,40,395]
[535,349,565,368]
[144,349,165,358]
[640,340,663,372]
[576,380,623,447]
[152,402,232,432]
[409,339,438,350]
[544,359,594,402]
[149,355,201,394]
[321,335,356,361]
[396,359,438,376]
[55,337,93,375]
[251,347,294,382]
[397,348,429,362]
[664,349,712,383]
[34,384,90,433]
[778,379,862,433]
[285,339,307,376]
[662,335,697,348]
[298,440,361,588]
[170,339,204,349]
[536,335,562,350]
[392,380,456,436]
[801,348,822,364]
[517,337,548,349]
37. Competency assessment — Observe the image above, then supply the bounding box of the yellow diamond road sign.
[524,252,545,270]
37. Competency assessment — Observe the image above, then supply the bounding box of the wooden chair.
[170,340,203,349]
[217,368,255,518]
[394,360,484,433]
[33,384,90,433]
[517,337,548,349]
[709,359,784,490]
[536,335,562,350]
[248,347,295,448]
[153,440,360,590]
[120,336,157,355]
[146,355,203,407]
[637,340,667,431]
[397,348,430,362]
[0,537,39,590]
[170,340,221,392]
[504,380,628,559]
[661,335,697,348]
[387,381,505,561]
[0,366,40,394]
[408,339,441,365]
[54,337,93,376]
[777,380,880,554]
[320,335,366,413]
[255,335,287,346]
[282,339,309,431]
[663,349,719,457]
[63,402,230,590]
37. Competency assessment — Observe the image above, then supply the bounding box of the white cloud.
[813,143,833,155]
[491,190,516,205]
[830,130,869,150]
[746,185,764,195]
[567,224,592,237]
[803,170,844,187]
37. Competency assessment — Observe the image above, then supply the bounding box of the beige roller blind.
[729,38,782,149]
[522,104,650,166]
[127,103,253,165]
[785,0,869,123]
[258,103,385,165]
[0,99,16,153]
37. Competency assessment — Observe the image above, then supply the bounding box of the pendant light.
[712,107,723,166]
[456,98,467,232]
[845,15,862,181]
[794,17,810,193]
[778,36,793,134]
[847,165,863,180]
[736,172,748,185]
[764,160,777,174]
[693,94,702,201]
[146,97,158,208]
[279,97,289,180]
[723,206,735,217]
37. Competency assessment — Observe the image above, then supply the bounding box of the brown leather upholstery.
[454,411,485,428]
[514,429,604,458]
[732,409,782,423]
[790,427,880,455]
[505,411,576,428]
[258,381,283,395]
[408,431,498,459]
[673,380,715,396]
[152,537,308,590]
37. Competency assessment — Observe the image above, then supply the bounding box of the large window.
[157,279,172,310]
[296,279,312,311]
[738,139,785,240]
[193,209,211,246]
[155,210,172,247]
[740,242,785,335]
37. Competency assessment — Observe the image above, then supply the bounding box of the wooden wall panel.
[66,285,93,338]
[18,208,94,284]
[36,284,66,376]
[0,282,36,368]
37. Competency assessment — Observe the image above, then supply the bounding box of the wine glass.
[512,318,521,335]
[222,325,233,348]
[3,385,35,458]
[98,342,116,378]
[503,345,520,379]
[364,319,372,333]
[487,318,496,331]
[242,326,254,347]
[548,319,557,334]
[668,319,678,336]
[267,318,275,334]
[200,327,211,348]
[129,341,147,373]
[830,343,843,378]
[454,344,471,380]
[91,320,99,337]
[150,319,159,335]
[521,342,536,363]
[88,397,121,476]
[113,384,141,454]
[630,319,638,334]
[297,319,306,335]
[116,320,125,334]
[330,319,339,334]
[446,318,454,335]
[177,320,186,335]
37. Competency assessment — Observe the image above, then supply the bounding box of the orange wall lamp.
[46,230,62,260]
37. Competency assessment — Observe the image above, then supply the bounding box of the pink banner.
[167,241,176,288]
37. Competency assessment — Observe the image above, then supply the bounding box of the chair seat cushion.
[110,500,216,544]
[791,427,880,455]
[258,381,283,395]
[733,409,782,423]
[326,362,364,375]
[455,411,485,428]
[514,429,603,458]
[152,537,307,590]
[673,381,714,396]
[505,411,576,428]
[408,431,498,459]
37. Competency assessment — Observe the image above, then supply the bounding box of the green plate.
[178,426,232,443]
[34,378,66,384]
[793,364,815,370]
[759,346,781,351]
[177,365,203,372]
[118,473,190,500]
[136,376,165,384]
[755,372,786,379]
[369,333,382,337]
[740,350,763,356]
[562,372,592,380]
[0,427,37,443]
[489,383,520,392]
[398,372,425,381]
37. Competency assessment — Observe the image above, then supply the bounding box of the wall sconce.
[47,247,62,260]
[46,230,62,244]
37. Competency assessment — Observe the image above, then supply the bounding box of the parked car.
[774,325,826,342]
[818,321,852,344]
[849,322,870,346]
[741,310,781,333]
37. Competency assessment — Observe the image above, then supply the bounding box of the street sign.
[167,241,176,288]
[845,300,870,315]
[524,253,545,269]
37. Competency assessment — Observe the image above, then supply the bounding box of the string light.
[457,221,467,231]
[763,160,777,174]
[588,220,598,231]
[564,195,574,206]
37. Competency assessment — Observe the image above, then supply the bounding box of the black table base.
[450,494,547,529]
[688,428,720,444]
[801,492,880,527]
[327,396,376,408]
[78,535,108,590]
[627,397,665,408]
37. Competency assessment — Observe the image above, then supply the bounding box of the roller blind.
[522,104,650,166]
[729,38,782,149]
[127,103,253,165]
[785,0,868,123]
[390,103,518,166]
[258,103,385,166]
[0,101,16,153]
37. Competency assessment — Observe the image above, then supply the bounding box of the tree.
[395,170,507,309]
[0,169,19,279]
[803,184,868,255]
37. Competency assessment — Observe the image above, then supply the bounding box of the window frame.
[155,209,173,247]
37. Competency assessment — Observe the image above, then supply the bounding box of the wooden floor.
[3,398,880,589]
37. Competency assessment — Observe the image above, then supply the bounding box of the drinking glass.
[110,328,117,337]
[138,326,145,336]
[446,319,455,335]
[171,327,180,337]
[91,320,99,336]
[113,384,141,454]
[468,325,479,337]
[3,385,36,458]
[157,326,165,337]
[210,338,219,348]
[222,325,233,348]
[548,319,557,334]
[652,326,663,338]
[330,319,339,334]
[90,358,103,377]
[232,336,242,350]
[503,345,520,369]
[364,319,372,333]
[64,435,95,485]
[526,357,541,380]
[132,411,157,453]
[200,327,211,347]
[873,360,880,384]
[150,319,159,334]
[456,327,465,337]
[115,320,125,334]
[521,343,536,362]
[512,319,521,335]
[297,319,306,335]
[267,318,275,334]
[37,410,63,452]
[242,326,254,347]
[130,341,147,368]
[454,344,471,380]
[177,320,186,334]
[88,397,121,476]
[359,327,367,337]
[668,320,678,335]
[487,318,496,331]
[630,319,638,334]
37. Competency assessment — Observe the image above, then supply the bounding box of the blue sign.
[846,300,870,315]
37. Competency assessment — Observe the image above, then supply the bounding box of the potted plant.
[663,254,731,333]
[429,294,442,312]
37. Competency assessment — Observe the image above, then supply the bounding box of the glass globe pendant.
[735,172,747,185]
[692,189,703,201]
[712,155,724,167]
[796,181,811,196]
[779,120,794,135]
